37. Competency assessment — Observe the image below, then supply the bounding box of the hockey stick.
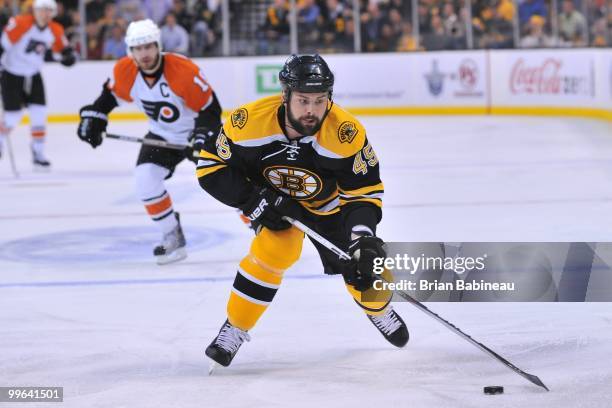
[283,216,550,391]
[0,78,19,178]
[5,133,20,178]
[103,132,188,150]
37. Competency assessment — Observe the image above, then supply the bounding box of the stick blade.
[522,371,550,391]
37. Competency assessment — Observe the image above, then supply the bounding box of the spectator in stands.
[441,1,465,48]
[169,0,193,32]
[86,0,110,23]
[497,0,515,23]
[191,1,219,56]
[361,1,385,51]
[396,21,418,51]
[518,0,548,26]
[117,0,144,21]
[590,17,608,47]
[161,12,189,55]
[143,0,174,24]
[85,21,103,60]
[259,0,290,54]
[54,2,72,29]
[65,8,83,54]
[377,21,399,51]
[339,12,356,52]
[388,0,411,19]
[559,0,587,46]
[417,2,431,34]
[102,23,126,60]
[298,0,321,46]
[318,0,349,51]
[98,2,119,40]
[387,8,405,40]
[477,3,514,49]
[0,2,10,32]
[324,0,345,34]
[520,14,553,47]
[422,14,450,50]
[441,2,458,34]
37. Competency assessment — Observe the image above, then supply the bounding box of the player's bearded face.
[286,92,329,136]
[34,8,54,26]
[131,43,161,72]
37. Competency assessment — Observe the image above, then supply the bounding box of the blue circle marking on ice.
[0,226,231,264]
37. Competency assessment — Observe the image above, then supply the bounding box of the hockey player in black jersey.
[197,54,408,367]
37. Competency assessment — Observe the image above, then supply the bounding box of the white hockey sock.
[31,138,46,158]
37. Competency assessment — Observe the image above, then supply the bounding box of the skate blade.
[32,164,51,173]
[156,248,187,265]
[208,360,219,375]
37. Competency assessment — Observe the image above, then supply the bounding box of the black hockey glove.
[78,105,108,148]
[185,126,217,164]
[60,46,76,67]
[345,235,386,292]
[239,187,304,234]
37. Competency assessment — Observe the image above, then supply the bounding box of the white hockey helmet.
[125,19,162,54]
[33,0,58,16]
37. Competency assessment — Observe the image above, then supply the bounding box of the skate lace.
[215,323,251,353]
[371,308,402,335]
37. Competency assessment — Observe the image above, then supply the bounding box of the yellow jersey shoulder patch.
[338,120,359,144]
[224,95,283,143]
[318,104,366,158]
[230,108,248,129]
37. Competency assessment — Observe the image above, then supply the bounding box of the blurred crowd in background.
[0,0,609,59]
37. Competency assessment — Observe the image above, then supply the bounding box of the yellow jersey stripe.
[196,164,226,178]
[199,149,224,162]
[339,183,384,197]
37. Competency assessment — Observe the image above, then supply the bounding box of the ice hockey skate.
[205,319,250,369]
[31,142,51,170]
[367,306,409,348]
[153,212,187,265]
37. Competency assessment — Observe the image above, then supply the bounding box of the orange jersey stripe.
[145,195,173,216]
[110,57,138,102]
[49,21,67,53]
[4,15,34,44]
[164,53,212,112]
[239,213,251,225]
[31,130,46,138]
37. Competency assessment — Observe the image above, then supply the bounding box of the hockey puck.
[483,386,504,395]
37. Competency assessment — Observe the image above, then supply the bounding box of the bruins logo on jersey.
[263,166,322,200]
[338,121,358,144]
[231,108,248,129]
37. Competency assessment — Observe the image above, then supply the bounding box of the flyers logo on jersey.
[263,166,322,200]
[338,121,358,144]
[141,100,180,123]
[231,108,248,129]
[25,39,47,55]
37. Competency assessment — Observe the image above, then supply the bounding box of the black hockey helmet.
[279,54,334,99]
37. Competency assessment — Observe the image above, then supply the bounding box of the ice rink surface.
[1,116,612,407]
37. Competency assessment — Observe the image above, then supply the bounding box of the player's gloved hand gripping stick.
[283,216,549,392]
[78,106,208,160]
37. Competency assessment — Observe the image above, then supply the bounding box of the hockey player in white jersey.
[77,19,222,265]
[0,0,76,168]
